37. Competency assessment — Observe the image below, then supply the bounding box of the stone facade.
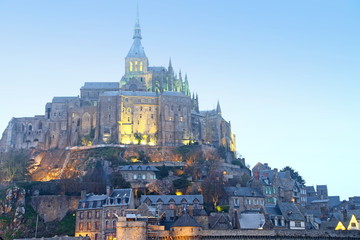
[0,14,236,156]
[75,188,134,240]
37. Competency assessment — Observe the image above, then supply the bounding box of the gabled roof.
[171,213,202,228]
[225,187,264,198]
[110,188,132,199]
[81,82,120,90]
[141,195,203,205]
[277,202,305,221]
[119,165,159,172]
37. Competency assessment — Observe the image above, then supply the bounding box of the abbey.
[0,16,236,153]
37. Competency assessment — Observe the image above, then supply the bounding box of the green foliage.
[110,172,131,189]
[227,175,251,187]
[0,149,32,182]
[173,177,190,190]
[55,212,76,236]
[175,144,198,162]
[157,164,169,179]
[231,159,244,168]
[80,135,92,146]
[281,166,306,185]
[138,150,149,164]
[216,205,230,213]
[134,132,143,145]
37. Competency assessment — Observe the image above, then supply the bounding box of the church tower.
[122,7,152,91]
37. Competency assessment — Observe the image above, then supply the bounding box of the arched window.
[113,220,116,229]
[130,62,133,71]
[28,125,32,131]
[140,62,143,71]
[106,220,110,229]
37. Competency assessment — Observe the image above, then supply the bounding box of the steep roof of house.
[109,188,132,198]
[306,186,316,193]
[171,213,202,228]
[239,213,266,229]
[119,165,159,172]
[277,202,305,221]
[225,187,264,198]
[141,195,203,205]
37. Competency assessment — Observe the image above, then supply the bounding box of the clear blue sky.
[0,1,359,200]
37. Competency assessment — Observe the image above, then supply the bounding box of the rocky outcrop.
[0,186,26,237]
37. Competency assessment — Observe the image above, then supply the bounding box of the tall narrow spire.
[216,100,222,115]
[133,3,142,39]
[126,4,146,58]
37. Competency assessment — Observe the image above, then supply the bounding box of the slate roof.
[171,213,202,228]
[148,66,166,72]
[109,188,132,199]
[52,97,79,103]
[78,194,107,209]
[239,213,266,229]
[265,205,282,216]
[78,188,133,210]
[141,195,203,205]
[100,91,158,97]
[277,202,305,221]
[119,165,159,172]
[329,196,341,208]
[306,186,316,193]
[127,38,147,58]
[81,82,120,90]
[225,187,264,198]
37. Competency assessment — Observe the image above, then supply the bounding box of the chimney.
[106,185,111,196]
[81,190,86,200]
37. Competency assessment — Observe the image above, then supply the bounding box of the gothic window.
[140,62,143,71]
[130,62,133,72]
[87,222,91,230]
[28,125,32,131]
[79,222,83,231]
[113,220,116,229]
[106,220,110,229]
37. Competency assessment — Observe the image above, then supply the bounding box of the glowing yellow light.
[216,206,222,212]
[223,171,227,175]
[175,191,183,196]
[148,141,155,146]
[335,221,346,230]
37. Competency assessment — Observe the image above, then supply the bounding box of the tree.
[280,166,306,185]
[134,132,143,145]
[0,149,32,182]
[147,179,173,195]
[157,164,169,179]
[109,172,131,189]
[201,172,225,212]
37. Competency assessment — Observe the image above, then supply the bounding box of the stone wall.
[31,195,80,222]
[15,237,89,240]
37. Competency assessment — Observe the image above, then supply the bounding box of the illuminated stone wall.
[116,220,147,240]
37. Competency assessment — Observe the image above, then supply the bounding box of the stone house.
[224,186,265,221]
[249,163,307,205]
[266,202,305,230]
[118,165,158,189]
[75,188,134,240]
[140,195,205,223]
